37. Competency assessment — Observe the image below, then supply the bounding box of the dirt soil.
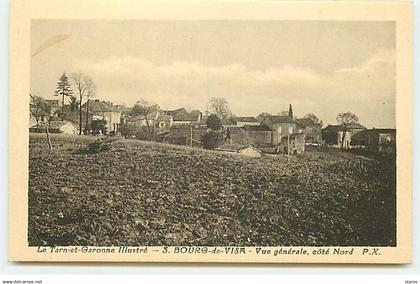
[28,136,396,247]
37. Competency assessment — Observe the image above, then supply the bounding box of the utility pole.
[190,125,193,147]
[85,98,90,135]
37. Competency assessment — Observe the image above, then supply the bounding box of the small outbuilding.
[351,128,396,154]
[30,121,78,135]
[279,133,305,155]
[216,144,262,158]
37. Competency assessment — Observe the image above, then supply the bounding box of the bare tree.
[129,99,159,140]
[207,97,231,119]
[71,72,95,135]
[84,83,96,135]
[30,94,55,150]
[336,112,359,149]
[257,112,272,122]
[69,95,79,112]
[29,94,45,132]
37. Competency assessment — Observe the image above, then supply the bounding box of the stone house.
[84,100,122,134]
[233,117,260,127]
[221,118,238,128]
[261,115,304,145]
[294,118,322,145]
[43,99,62,117]
[126,111,173,130]
[279,133,305,155]
[322,122,366,149]
[226,127,249,144]
[164,108,202,125]
[242,125,272,146]
[351,128,396,154]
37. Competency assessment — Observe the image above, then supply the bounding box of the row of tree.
[34,71,361,151]
[53,72,96,135]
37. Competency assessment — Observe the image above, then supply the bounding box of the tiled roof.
[173,113,200,122]
[323,123,366,132]
[164,108,187,116]
[369,128,396,133]
[351,128,396,144]
[295,118,321,127]
[83,100,114,112]
[243,125,271,132]
[157,114,173,122]
[234,117,259,123]
[347,122,367,129]
[265,115,294,124]
[221,118,237,126]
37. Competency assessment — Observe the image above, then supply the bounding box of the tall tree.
[336,112,359,149]
[54,72,73,121]
[71,72,95,135]
[84,83,96,135]
[207,97,231,119]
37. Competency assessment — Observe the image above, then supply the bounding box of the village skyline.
[31,20,396,128]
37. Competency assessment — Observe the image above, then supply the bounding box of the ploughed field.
[28,134,396,247]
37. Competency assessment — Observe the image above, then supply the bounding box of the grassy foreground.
[28,134,396,247]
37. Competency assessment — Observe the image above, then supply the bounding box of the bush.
[91,120,107,135]
[201,131,224,149]
[77,139,112,154]
[206,114,222,131]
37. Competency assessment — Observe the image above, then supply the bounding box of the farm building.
[221,117,238,128]
[30,121,78,135]
[226,127,250,144]
[322,122,366,149]
[158,125,204,146]
[43,99,62,117]
[221,117,260,128]
[192,126,209,142]
[216,144,262,158]
[233,117,260,127]
[295,118,322,145]
[279,133,305,155]
[29,98,62,123]
[261,115,304,145]
[83,100,122,134]
[243,125,272,146]
[126,111,173,130]
[351,128,396,154]
[164,108,202,125]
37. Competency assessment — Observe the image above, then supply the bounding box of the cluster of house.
[29,99,396,156]
[30,99,124,135]
[123,107,202,129]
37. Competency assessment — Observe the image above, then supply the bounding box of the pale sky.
[31,20,396,128]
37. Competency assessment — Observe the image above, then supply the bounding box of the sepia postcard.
[8,0,413,263]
